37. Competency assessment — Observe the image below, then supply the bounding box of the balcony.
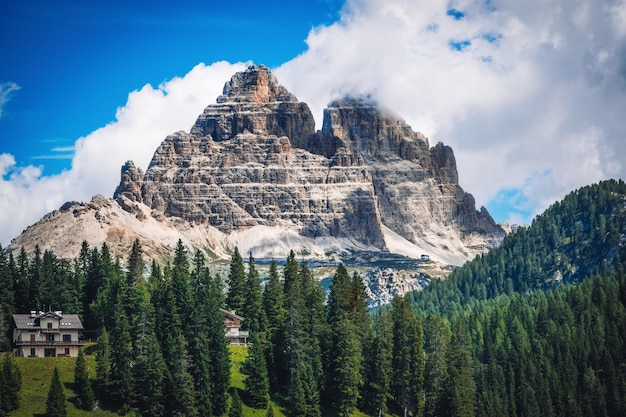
[14,340,85,347]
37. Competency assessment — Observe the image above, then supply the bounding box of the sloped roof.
[12,313,84,330]
[220,308,244,321]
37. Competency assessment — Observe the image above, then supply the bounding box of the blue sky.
[0,0,341,175]
[1,0,625,245]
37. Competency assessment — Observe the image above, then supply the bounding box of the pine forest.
[1,179,626,417]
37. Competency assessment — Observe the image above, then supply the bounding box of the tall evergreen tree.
[126,239,144,285]
[0,352,21,414]
[243,333,270,408]
[424,315,450,417]
[95,327,111,395]
[226,247,247,314]
[170,338,199,417]
[391,296,424,417]
[263,260,286,391]
[107,299,133,411]
[74,349,94,410]
[439,319,476,417]
[207,272,231,416]
[243,252,267,334]
[132,303,166,417]
[363,312,393,417]
[333,313,362,417]
[46,367,67,417]
[229,389,243,417]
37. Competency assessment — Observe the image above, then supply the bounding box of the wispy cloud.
[0,82,20,118]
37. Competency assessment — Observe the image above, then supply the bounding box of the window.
[65,348,70,356]
[63,334,71,342]
[30,348,36,357]
[47,322,52,329]
[48,334,55,342]
[30,334,36,342]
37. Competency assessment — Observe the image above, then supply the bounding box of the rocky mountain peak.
[189,65,315,144]
[9,65,505,267]
[216,64,297,104]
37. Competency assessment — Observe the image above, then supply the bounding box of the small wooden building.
[220,308,249,345]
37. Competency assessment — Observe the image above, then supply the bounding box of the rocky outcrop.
[189,64,316,148]
[11,65,504,265]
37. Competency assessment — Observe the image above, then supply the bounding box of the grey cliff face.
[13,64,504,265]
[119,65,503,255]
[189,64,316,148]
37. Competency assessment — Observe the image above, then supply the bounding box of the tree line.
[0,178,625,416]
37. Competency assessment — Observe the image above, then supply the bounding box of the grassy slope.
[12,345,371,417]
[13,356,116,417]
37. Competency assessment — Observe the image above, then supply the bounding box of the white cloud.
[277,0,626,224]
[0,82,20,118]
[3,0,626,246]
[0,61,247,246]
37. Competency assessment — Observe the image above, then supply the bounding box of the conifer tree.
[95,327,111,395]
[133,331,166,417]
[207,272,231,416]
[0,352,21,414]
[170,338,199,417]
[333,313,362,417]
[263,260,286,391]
[391,296,424,417]
[243,333,270,409]
[439,320,476,417]
[227,247,247,314]
[243,252,268,334]
[108,300,133,410]
[126,239,144,285]
[363,312,393,417]
[132,303,166,417]
[229,389,243,417]
[46,367,67,417]
[171,239,191,320]
[423,315,450,417]
[73,348,94,410]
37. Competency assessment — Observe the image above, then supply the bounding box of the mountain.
[7,65,504,265]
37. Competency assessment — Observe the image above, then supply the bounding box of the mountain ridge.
[7,65,504,265]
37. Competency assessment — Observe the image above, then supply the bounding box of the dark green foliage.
[407,179,626,316]
[423,315,450,417]
[391,296,424,417]
[132,330,166,417]
[73,349,94,410]
[363,312,393,417]
[324,264,371,412]
[229,389,243,417]
[243,252,268,334]
[439,320,475,417]
[263,260,286,391]
[227,247,247,314]
[95,327,111,393]
[243,333,270,409]
[46,367,66,417]
[333,313,362,417]
[0,352,21,414]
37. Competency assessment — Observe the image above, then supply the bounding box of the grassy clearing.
[12,346,372,417]
[13,356,116,417]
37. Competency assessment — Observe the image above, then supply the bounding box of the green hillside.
[10,346,289,417]
[12,356,115,417]
[406,179,626,316]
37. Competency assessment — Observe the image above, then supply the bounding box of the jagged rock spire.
[217,64,297,104]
